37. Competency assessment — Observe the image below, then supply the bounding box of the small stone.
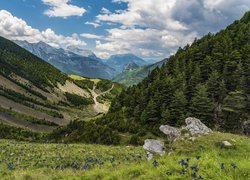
[146,152,153,161]
[222,141,232,147]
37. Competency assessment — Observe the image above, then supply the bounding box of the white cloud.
[0,10,86,48]
[80,33,103,39]
[100,7,111,15]
[85,21,100,28]
[96,0,250,59]
[42,0,86,18]
[95,51,110,59]
[95,28,197,58]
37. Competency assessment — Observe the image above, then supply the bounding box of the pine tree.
[186,64,201,99]
[169,90,188,126]
[141,98,160,125]
[190,84,214,127]
[221,91,248,132]
[207,70,220,101]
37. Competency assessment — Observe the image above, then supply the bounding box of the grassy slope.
[0,132,249,179]
[69,74,101,84]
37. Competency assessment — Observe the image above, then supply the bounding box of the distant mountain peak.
[123,61,139,72]
[66,46,97,59]
[106,53,148,73]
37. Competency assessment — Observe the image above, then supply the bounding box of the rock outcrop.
[159,125,181,141]
[185,117,212,135]
[143,139,165,156]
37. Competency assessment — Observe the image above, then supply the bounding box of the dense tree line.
[98,12,250,137]
[48,120,120,145]
[65,93,94,107]
[0,123,43,141]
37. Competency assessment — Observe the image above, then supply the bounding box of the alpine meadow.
[0,1,249,179]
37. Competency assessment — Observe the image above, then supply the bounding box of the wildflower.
[231,163,237,169]
[196,156,201,160]
[178,159,185,165]
[183,162,189,168]
[180,169,186,174]
[7,163,14,170]
[186,158,190,162]
[82,164,89,170]
[191,172,196,179]
[199,145,204,149]
[191,166,199,172]
[153,160,158,167]
[110,156,115,163]
[221,163,225,169]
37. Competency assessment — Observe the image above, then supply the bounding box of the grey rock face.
[159,125,181,141]
[143,139,165,156]
[185,117,212,135]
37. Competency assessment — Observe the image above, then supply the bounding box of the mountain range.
[104,53,149,73]
[15,40,117,79]
[15,40,152,80]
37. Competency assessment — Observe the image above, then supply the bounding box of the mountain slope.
[113,59,167,87]
[105,53,148,73]
[15,41,117,79]
[0,36,123,134]
[96,11,250,140]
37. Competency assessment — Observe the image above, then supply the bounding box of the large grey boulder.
[159,125,181,141]
[185,117,212,135]
[143,139,165,156]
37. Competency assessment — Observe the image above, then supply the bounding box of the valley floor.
[0,133,249,180]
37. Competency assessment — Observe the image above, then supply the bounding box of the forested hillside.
[96,11,250,140]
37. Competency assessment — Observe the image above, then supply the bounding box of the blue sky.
[0,0,249,60]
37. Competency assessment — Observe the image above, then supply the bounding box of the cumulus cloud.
[42,0,86,18]
[96,0,250,59]
[80,33,103,39]
[100,7,112,15]
[0,10,86,48]
[85,21,100,28]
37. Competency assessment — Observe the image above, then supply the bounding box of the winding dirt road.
[89,84,114,113]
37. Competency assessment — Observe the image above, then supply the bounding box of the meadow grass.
[69,75,100,84]
[0,132,249,179]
